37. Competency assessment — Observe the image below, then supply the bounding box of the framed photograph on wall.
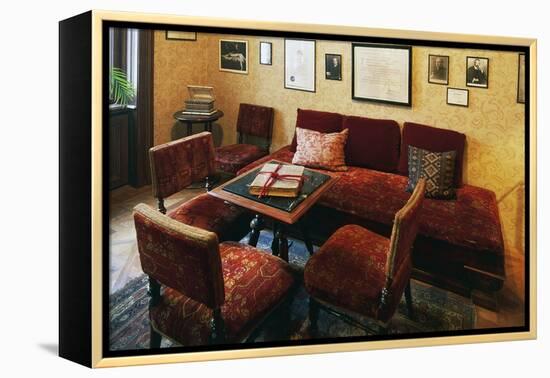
[428,54,449,85]
[260,41,272,65]
[518,53,526,103]
[447,87,469,107]
[325,54,342,80]
[466,56,489,88]
[219,39,248,74]
[352,43,412,106]
[284,39,316,92]
[59,10,536,369]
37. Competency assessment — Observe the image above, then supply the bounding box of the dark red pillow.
[398,122,466,187]
[343,116,401,173]
[290,109,343,151]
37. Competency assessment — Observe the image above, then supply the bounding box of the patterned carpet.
[109,231,476,351]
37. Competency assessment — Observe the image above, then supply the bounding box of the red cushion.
[319,167,504,253]
[304,224,389,318]
[343,115,401,173]
[150,243,294,345]
[168,193,248,241]
[215,144,268,174]
[290,109,343,152]
[398,122,466,187]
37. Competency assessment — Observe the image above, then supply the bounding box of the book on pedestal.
[249,163,304,197]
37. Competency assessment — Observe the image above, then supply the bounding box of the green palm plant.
[109,67,136,106]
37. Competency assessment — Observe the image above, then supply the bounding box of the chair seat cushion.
[304,224,389,318]
[216,144,268,174]
[168,193,249,241]
[150,243,294,345]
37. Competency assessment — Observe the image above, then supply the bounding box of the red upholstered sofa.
[238,109,505,310]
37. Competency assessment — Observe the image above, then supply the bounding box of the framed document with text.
[352,43,412,106]
[284,39,316,92]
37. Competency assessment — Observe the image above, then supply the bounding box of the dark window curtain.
[134,29,154,186]
[111,28,128,71]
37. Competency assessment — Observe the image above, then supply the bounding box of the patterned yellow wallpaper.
[153,31,525,254]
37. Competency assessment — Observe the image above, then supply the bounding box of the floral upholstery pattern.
[149,132,217,199]
[215,144,268,174]
[134,204,224,308]
[167,193,250,242]
[240,145,504,255]
[292,128,348,171]
[319,166,503,253]
[306,182,424,323]
[305,224,389,318]
[290,108,344,151]
[236,103,274,138]
[150,242,295,345]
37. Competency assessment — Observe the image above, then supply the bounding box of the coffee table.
[208,160,338,262]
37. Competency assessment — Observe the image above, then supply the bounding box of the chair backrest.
[236,103,274,144]
[149,132,216,199]
[133,203,225,309]
[385,178,426,279]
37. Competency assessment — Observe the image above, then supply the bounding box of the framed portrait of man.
[428,54,449,85]
[466,56,489,88]
[325,54,342,80]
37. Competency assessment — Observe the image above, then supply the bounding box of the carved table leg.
[271,222,280,257]
[277,224,289,262]
[299,220,314,255]
[248,215,264,247]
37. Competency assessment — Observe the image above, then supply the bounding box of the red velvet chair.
[304,179,426,333]
[149,131,250,241]
[133,203,295,346]
[215,103,274,175]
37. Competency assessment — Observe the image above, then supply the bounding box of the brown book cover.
[249,163,304,197]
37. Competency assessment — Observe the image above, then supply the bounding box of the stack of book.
[182,85,217,116]
[249,163,305,197]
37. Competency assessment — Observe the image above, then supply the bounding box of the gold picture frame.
[59,10,537,368]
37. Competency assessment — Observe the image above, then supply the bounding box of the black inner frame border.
[102,20,531,359]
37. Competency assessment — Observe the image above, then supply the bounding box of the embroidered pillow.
[292,127,348,171]
[407,145,456,199]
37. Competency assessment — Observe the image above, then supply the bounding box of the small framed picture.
[428,54,449,85]
[447,87,469,107]
[466,56,489,88]
[165,30,197,41]
[518,53,526,103]
[219,39,248,74]
[325,54,342,80]
[260,41,272,65]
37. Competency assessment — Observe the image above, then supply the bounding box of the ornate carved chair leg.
[210,308,226,344]
[157,198,167,214]
[148,276,162,348]
[205,176,212,192]
[309,296,320,336]
[404,279,414,319]
[248,215,264,247]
